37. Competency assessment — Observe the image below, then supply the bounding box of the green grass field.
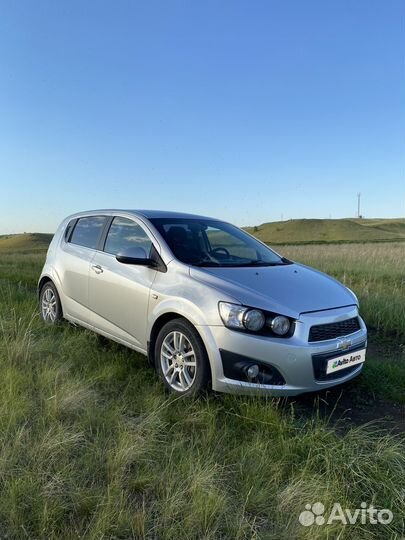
[0,235,404,539]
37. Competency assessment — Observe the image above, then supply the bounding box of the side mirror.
[116,246,155,266]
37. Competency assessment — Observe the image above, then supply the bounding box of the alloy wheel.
[160,331,197,392]
[41,287,57,322]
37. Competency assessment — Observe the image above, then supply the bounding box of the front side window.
[150,218,288,267]
[69,216,106,249]
[104,216,152,256]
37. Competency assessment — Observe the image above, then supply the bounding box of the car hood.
[190,263,357,319]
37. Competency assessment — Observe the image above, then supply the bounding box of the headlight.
[243,309,266,331]
[218,302,265,332]
[218,302,245,329]
[268,315,291,335]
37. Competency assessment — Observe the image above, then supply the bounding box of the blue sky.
[0,0,404,233]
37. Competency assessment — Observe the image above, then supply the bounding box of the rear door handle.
[91,264,103,274]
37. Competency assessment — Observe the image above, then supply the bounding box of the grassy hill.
[245,218,405,245]
[0,233,53,252]
[1,218,404,251]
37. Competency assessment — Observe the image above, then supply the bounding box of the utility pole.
[357,193,361,218]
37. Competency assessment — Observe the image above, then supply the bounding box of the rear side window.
[69,216,106,249]
[104,216,152,256]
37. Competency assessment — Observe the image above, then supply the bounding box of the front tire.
[155,318,210,396]
[40,281,62,323]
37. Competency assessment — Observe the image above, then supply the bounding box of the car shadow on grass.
[286,377,405,435]
[277,335,405,434]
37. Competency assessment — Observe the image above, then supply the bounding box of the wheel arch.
[147,312,212,384]
[38,275,53,298]
[148,312,185,367]
[38,275,64,317]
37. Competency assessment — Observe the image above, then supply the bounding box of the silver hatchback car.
[39,210,367,396]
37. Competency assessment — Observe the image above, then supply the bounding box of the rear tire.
[155,318,210,396]
[39,281,62,323]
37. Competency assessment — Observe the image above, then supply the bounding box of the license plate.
[326,348,366,374]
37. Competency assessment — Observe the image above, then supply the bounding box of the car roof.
[68,209,219,221]
[133,209,217,220]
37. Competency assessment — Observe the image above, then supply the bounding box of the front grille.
[308,317,360,342]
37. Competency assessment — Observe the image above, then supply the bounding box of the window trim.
[63,212,164,260]
[101,215,153,256]
[99,215,167,272]
[97,217,114,251]
[65,218,78,242]
[67,215,109,251]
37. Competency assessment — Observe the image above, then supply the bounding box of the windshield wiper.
[241,260,284,267]
[193,258,293,268]
[193,261,221,267]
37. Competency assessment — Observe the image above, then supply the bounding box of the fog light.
[246,364,260,380]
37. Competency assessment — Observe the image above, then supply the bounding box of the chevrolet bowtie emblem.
[338,339,352,351]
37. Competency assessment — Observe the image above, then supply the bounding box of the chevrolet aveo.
[38,210,367,396]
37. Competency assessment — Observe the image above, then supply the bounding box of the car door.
[88,215,158,350]
[59,215,107,323]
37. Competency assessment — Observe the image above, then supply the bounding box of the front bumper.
[197,305,367,396]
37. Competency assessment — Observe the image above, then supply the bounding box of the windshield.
[150,218,290,267]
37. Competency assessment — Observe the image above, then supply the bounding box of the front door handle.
[91,264,103,274]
